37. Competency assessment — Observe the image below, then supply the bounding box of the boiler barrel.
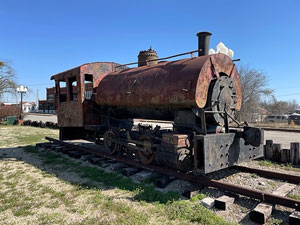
[95,54,242,120]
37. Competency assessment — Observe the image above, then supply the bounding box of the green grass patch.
[257,160,274,167]
[267,180,276,188]
[258,160,300,172]
[0,125,58,147]
[24,145,39,153]
[190,193,206,202]
[0,191,34,217]
[250,173,258,178]
[164,200,235,224]
[288,194,300,200]
[37,213,65,224]
[268,218,283,225]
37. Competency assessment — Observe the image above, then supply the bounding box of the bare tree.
[261,96,299,115]
[0,61,17,100]
[237,64,272,121]
[0,104,20,119]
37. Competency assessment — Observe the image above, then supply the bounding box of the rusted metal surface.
[194,133,263,173]
[45,137,300,210]
[96,54,242,111]
[138,47,158,67]
[234,165,300,184]
[51,62,126,127]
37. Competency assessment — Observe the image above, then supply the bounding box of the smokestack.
[196,32,212,56]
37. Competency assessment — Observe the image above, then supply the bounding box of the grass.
[0,125,236,225]
[0,124,58,147]
[258,160,300,173]
[268,218,283,225]
[287,194,300,200]
[267,180,277,189]
[190,193,206,202]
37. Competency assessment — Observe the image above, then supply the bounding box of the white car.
[265,115,288,123]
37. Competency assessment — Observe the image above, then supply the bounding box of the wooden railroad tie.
[250,183,296,224]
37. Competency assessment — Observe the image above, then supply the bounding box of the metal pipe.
[115,49,202,68]
[20,92,23,120]
[196,32,212,56]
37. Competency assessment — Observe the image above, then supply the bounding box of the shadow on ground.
[0,145,292,224]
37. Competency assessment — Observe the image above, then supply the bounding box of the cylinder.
[197,32,212,56]
[95,53,242,122]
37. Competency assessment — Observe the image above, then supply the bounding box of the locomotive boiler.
[51,32,264,174]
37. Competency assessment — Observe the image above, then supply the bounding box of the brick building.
[38,84,93,114]
[38,87,57,113]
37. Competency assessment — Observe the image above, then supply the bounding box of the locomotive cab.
[51,62,125,140]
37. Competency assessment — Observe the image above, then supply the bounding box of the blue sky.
[1,0,300,103]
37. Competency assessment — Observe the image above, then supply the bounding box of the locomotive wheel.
[138,139,155,165]
[103,130,120,155]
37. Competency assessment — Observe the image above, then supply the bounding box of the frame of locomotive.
[51,32,264,174]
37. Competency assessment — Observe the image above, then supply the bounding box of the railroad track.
[258,127,300,133]
[44,136,300,211]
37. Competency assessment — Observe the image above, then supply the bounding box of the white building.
[21,102,37,113]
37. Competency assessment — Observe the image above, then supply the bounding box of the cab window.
[84,74,93,100]
[59,81,67,102]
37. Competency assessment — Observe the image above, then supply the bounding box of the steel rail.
[234,165,300,184]
[259,127,300,133]
[45,137,300,210]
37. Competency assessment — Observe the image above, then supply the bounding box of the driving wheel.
[103,130,120,155]
[138,138,155,165]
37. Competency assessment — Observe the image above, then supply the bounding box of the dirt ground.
[264,130,300,148]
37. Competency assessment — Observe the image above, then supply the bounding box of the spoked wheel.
[138,138,155,165]
[103,130,120,155]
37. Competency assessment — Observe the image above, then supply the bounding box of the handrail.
[115,49,202,68]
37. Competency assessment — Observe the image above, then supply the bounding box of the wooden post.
[281,149,290,163]
[265,140,273,160]
[272,144,282,162]
[290,142,300,165]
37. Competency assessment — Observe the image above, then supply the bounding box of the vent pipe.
[196,32,212,56]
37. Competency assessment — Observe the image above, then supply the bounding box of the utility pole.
[36,89,39,112]
[16,85,28,120]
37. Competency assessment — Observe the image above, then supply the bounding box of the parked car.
[265,115,288,123]
[288,113,300,125]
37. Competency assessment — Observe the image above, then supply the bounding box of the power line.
[274,85,300,90]
[275,93,300,97]
[24,83,53,87]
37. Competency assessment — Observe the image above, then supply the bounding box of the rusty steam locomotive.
[51,32,264,173]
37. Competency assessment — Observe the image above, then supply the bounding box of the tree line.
[237,64,299,122]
